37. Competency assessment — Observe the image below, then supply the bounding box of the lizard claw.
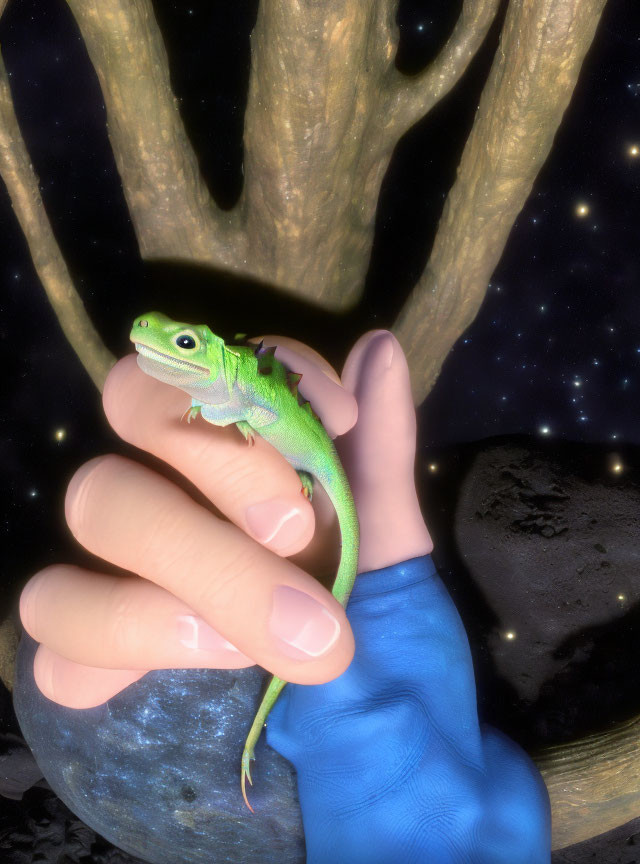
[181,406,200,424]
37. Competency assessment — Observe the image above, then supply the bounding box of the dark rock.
[13,633,305,864]
[418,434,640,752]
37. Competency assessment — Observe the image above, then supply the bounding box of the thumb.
[338,329,433,572]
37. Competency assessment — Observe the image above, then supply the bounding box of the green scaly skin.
[129,312,359,812]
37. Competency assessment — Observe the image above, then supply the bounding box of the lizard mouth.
[134,342,209,374]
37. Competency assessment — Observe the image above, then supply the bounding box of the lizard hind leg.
[297,470,314,501]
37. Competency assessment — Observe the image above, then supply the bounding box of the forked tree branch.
[0,51,115,391]
[65,0,249,271]
[534,713,640,849]
[394,0,608,405]
[382,0,502,144]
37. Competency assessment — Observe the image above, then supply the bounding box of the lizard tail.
[316,455,360,610]
[240,451,359,812]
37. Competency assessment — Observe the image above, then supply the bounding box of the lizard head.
[130,311,226,390]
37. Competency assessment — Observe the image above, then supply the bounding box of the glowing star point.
[629,145,639,158]
[54,427,67,442]
[504,631,516,641]
[539,426,551,436]
[607,453,624,474]
[575,203,589,218]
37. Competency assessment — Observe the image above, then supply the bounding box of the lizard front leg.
[181,402,202,424]
[236,419,257,447]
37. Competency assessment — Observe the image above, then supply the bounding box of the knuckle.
[192,549,259,617]
[20,567,57,637]
[188,432,273,507]
[135,504,197,573]
[106,580,142,660]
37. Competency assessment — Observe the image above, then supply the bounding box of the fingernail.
[372,332,394,370]
[245,497,305,552]
[176,615,241,655]
[269,586,341,660]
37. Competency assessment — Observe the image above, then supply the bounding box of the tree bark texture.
[395,0,608,403]
[239,0,500,305]
[64,0,499,307]
[65,0,248,270]
[534,713,640,849]
[0,50,115,390]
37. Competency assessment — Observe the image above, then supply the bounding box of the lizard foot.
[241,746,255,813]
[296,469,314,502]
[181,406,201,424]
[236,420,256,447]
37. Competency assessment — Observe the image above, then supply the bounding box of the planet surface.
[13,632,305,864]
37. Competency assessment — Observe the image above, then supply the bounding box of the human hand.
[266,332,552,863]
[18,333,384,708]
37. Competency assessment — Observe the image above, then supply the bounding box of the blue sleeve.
[266,555,551,864]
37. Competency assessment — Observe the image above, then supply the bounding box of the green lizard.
[129,312,359,812]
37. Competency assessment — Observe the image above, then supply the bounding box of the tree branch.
[382,0,502,143]
[393,0,607,405]
[64,0,249,271]
[0,51,115,392]
[533,712,640,850]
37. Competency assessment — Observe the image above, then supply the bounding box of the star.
[575,203,590,218]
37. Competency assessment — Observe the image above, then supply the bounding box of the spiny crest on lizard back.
[251,340,320,422]
[253,340,277,377]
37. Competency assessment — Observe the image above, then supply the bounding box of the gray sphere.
[13,633,305,863]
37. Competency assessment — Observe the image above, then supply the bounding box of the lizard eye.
[175,334,197,350]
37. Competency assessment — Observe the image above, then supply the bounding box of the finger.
[20,564,254,673]
[33,643,147,709]
[103,354,315,559]
[64,454,355,687]
[339,330,433,573]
